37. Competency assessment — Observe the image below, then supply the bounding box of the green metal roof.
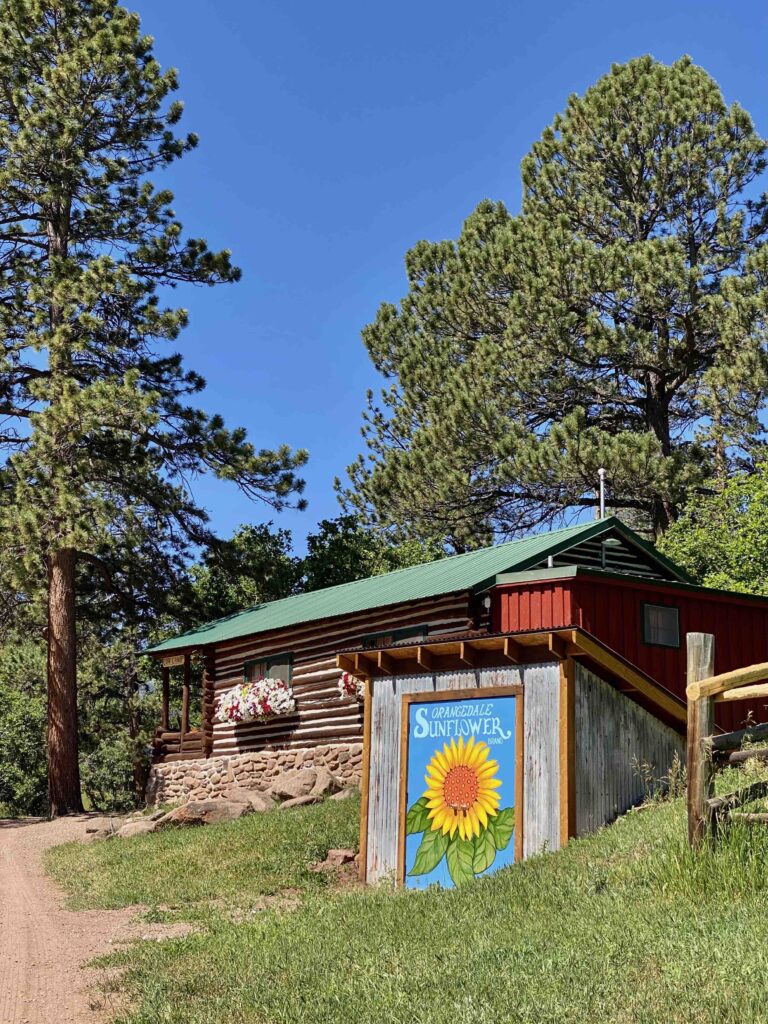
[144,516,688,655]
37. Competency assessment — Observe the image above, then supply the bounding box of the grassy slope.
[47,773,768,1024]
[47,798,361,911]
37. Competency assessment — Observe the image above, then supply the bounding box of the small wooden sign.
[162,654,186,668]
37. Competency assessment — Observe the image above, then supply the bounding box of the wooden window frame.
[640,602,680,649]
[243,651,293,683]
[361,623,429,651]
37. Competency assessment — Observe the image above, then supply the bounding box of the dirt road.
[0,815,139,1024]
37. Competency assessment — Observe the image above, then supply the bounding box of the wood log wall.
[210,591,474,757]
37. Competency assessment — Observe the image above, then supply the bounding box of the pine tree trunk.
[645,372,677,538]
[47,546,83,816]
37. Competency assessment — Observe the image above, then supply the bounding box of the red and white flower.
[215,677,296,725]
[338,671,365,702]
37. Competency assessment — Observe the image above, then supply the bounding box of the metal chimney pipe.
[598,467,607,520]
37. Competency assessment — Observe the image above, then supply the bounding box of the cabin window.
[641,604,679,648]
[244,652,293,683]
[361,624,428,650]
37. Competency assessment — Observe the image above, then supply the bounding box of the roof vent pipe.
[598,467,607,520]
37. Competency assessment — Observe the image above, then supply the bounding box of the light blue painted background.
[404,695,517,889]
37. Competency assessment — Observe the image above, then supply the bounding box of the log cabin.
[144,515,768,880]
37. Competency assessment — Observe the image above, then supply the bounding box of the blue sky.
[130,0,768,552]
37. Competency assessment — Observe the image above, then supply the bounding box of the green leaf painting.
[408,828,449,876]
[407,807,515,883]
[471,827,497,874]
[488,808,515,851]
[406,796,432,835]
[446,836,476,886]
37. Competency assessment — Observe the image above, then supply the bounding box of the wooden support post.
[502,637,522,664]
[687,633,716,848]
[548,633,567,661]
[160,665,170,731]
[459,642,477,668]
[202,647,215,758]
[181,653,191,750]
[377,650,395,676]
[558,657,576,846]
[416,646,434,671]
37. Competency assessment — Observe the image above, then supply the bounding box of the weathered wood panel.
[365,662,561,882]
[366,674,438,883]
[521,662,561,858]
[574,663,684,835]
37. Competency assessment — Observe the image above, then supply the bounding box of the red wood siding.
[494,576,768,731]
[494,581,573,633]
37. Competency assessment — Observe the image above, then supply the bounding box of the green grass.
[46,796,361,912]
[47,772,768,1024]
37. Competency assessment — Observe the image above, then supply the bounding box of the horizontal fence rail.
[686,632,768,847]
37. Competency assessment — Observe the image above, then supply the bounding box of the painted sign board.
[399,686,523,888]
[161,654,186,668]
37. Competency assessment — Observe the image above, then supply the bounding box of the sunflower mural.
[404,697,517,888]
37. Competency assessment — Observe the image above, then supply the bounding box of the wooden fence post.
[687,632,715,847]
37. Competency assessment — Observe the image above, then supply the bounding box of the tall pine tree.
[0,0,307,814]
[345,57,768,547]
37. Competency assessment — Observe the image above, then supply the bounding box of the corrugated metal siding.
[366,674,436,883]
[522,663,561,857]
[574,664,684,835]
[365,662,561,883]
[495,582,573,633]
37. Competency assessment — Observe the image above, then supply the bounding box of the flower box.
[215,677,296,725]
[338,671,365,702]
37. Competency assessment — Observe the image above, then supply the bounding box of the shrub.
[0,684,47,816]
[80,732,140,813]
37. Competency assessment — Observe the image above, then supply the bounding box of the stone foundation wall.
[145,742,363,806]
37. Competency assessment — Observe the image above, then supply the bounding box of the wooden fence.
[686,632,768,846]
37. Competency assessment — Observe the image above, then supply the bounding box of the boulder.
[309,847,357,873]
[330,787,358,802]
[225,786,275,813]
[324,848,356,867]
[268,768,317,801]
[116,819,158,839]
[157,799,253,828]
[310,767,343,798]
[279,794,321,810]
[85,825,117,841]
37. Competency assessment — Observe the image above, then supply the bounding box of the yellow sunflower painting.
[423,735,502,841]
